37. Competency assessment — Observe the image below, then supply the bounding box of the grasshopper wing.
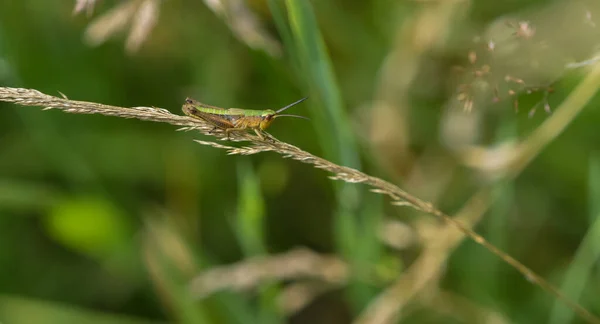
[226,108,246,115]
[183,106,236,129]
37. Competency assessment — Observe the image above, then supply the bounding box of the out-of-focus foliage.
[1,0,600,323]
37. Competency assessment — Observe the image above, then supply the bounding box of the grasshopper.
[182,97,309,140]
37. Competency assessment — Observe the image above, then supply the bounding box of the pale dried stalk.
[203,0,282,57]
[187,220,413,314]
[189,248,347,299]
[82,0,162,54]
[0,86,596,323]
[278,281,339,315]
[73,0,98,16]
[0,87,197,127]
[423,290,510,324]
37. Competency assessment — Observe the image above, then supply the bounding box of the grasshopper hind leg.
[225,127,249,140]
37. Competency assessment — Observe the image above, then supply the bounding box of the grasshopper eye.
[186,98,195,104]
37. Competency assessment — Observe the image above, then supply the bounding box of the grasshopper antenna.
[273,114,310,120]
[275,97,308,114]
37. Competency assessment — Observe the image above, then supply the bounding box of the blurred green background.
[1,0,600,323]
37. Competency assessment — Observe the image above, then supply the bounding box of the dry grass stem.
[188,248,347,299]
[83,0,161,54]
[1,86,597,323]
[278,281,339,315]
[84,0,139,47]
[378,220,417,251]
[0,87,205,129]
[202,0,282,57]
[125,0,160,54]
[73,0,98,16]
[424,290,510,324]
[186,220,415,314]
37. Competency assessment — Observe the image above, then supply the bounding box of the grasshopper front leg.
[253,128,267,140]
[256,129,276,142]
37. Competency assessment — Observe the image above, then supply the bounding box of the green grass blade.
[548,152,600,324]
[235,160,267,256]
[284,0,359,168]
[266,0,298,65]
[0,295,165,324]
[281,0,384,311]
[235,160,283,324]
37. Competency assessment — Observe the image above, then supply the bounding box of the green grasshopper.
[182,97,309,139]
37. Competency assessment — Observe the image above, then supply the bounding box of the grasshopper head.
[259,110,277,130]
